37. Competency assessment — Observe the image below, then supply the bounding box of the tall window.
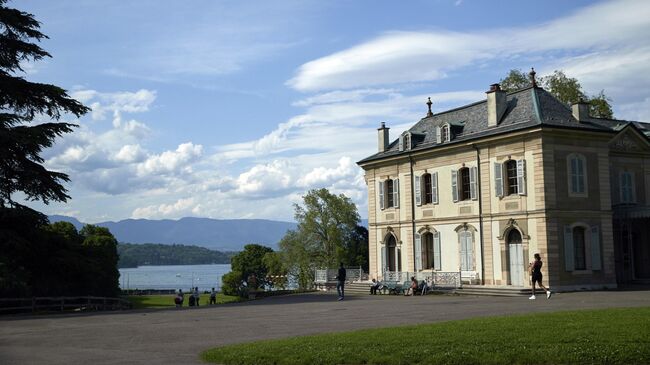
[460,167,471,201]
[459,231,474,271]
[505,160,518,195]
[422,232,434,269]
[573,227,586,270]
[386,179,394,207]
[423,173,432,204]
[441,125,449,142]
[386,234,397,272]
[569,154,586,195]
[620,171,635,204]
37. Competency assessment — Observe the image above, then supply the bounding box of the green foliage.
[128,294,242,309]
[222,244,274,296]
[202,307,650,365]
[278,189,366,289]
[262,251,288,289]
[0,209,120,297]
[0,0,89,209]
[500,69,614,119]
[116,243,232,268]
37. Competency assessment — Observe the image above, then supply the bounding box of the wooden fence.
[0,296,133,314]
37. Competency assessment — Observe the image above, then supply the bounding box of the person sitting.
[369,279,381,295]
[405,276,418,296]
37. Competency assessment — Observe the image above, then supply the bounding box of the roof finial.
[529,67,538,88]
[426,97,433,117]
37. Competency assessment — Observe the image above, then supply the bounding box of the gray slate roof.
[358,86,648,164]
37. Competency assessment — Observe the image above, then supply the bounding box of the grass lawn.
[128,294,242,309]
[202,307,650,365]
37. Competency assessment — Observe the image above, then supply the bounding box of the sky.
[17,0,650,223]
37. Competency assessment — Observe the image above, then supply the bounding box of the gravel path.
[1,290,649,365]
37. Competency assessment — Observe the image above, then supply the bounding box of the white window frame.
[567,153,588,198]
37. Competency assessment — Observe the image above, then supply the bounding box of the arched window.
[505,160,518,195]
[573,227,586,270]
[386,234,397,272]
[507,229,522,244]
[568,154,587,196]
[423,173,432,204]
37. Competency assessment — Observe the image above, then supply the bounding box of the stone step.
[454,285,533,297]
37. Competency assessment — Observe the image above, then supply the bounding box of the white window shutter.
[398,136,404,151]
[470,166,478,200]
[433,231,441,270]
[460,232,468,271]
[414,233,422,271]
[591,226,601,270]
[381,245,386,273]
[494,162,503,198]
[564,226,574,271]
[435,126,442,144]
[467,233,474,271]
[451,170,459,202]
[415,175,422,206]
[432,172,439,204]
[517,159,526,195]
[393,178,399,208]
[378,181,385,210]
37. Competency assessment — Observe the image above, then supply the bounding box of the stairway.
[343,282,373,295]
[453,285,531,297]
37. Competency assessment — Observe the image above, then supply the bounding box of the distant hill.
[117,243,234,268]
[47,215,297,251]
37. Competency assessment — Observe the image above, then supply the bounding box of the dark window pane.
[460,168,471,200]
[506,160,518,195]
[573,227,586,270]
[423,173,432,204]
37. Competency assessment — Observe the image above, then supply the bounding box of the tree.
[222,244,274,296]
[0,0,89,210]
[278,189,367,289]
[262,251,289,289]
[499,69,614,119]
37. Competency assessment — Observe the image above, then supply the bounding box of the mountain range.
[47,215,297,251]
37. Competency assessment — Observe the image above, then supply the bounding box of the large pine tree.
[0,0,89,211]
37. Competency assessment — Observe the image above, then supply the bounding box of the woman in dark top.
[529,253,552,300]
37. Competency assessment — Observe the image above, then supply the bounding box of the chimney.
[378,122,390,152]
[486,83,506,127]
[572,99,590,122]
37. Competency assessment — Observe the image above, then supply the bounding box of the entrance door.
[386,235,396,272]
[507,229,524,286]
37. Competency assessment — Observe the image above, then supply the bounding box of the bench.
[380,281,403,295]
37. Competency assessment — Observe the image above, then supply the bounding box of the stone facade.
[358,85,650,290]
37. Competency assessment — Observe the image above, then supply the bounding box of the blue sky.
[19,0,650,223]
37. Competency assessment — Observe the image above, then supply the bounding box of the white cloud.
[232,160,293,198]
[298,156,356,188]
[136,142,203,176]
[287,0,650,91]
[114,144,146,163]
[132,198,202,219]
[70,89,157,122]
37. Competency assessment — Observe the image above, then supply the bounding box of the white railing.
[314,267,364,283]
[382,270,462,288]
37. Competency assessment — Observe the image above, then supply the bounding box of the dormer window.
[441,124,449,142]
[399,132,411,151]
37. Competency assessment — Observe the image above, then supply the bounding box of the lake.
[119,264,231,292]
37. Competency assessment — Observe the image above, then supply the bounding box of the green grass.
[201,307,650,365]
[128,294,242,309]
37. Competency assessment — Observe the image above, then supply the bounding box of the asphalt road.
[1,290,649,365]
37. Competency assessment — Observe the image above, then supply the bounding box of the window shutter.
[398,136,404,151]
[414,233,422,271]
[467,233,474,271]
[432,172,439,204]
[591,225,601,270]
[470,166,478,200]
[393,178,399,208]
[381,245,386,273]
[435,126,442,144]
[378,181,385,210]
[494,162,503,198]
[460,232,468,271]
[415,175,422,206]
[451,170,459,202]
[564,226,574,271]
[517,159,526,195]
[433,231,441,270]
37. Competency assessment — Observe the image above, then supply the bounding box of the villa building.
[357,77,650,291]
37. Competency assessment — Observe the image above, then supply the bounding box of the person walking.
[529,253,552,300]
[336,262,346,301]
[209,287,217,305]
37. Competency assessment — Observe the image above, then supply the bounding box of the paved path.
[1,290,649,365]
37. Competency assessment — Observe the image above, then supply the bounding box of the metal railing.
[314,267,364,283]
[0,296,133,314]
[382,270,462,288]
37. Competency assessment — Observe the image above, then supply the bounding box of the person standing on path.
[529,253,552,300]
[209,287,217,305]
[336,262,346,301]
